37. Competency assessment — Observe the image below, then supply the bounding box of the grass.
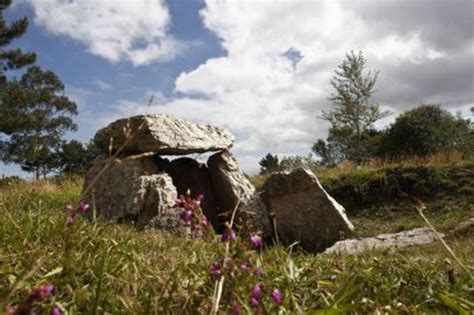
[1,173,473,313]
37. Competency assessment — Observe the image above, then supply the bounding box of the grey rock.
[81,156,183,233]
[325,228,442,255]
[448,217,474,238]
[93,114,234,155]
[208,151,272,238]
[262,168,354,253]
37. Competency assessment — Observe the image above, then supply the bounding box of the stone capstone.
[93,114,234,155]
[262,168,354,253]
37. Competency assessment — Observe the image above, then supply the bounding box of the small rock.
[325,227,442,255]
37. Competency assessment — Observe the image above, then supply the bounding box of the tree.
[315,51,390,164]
[1,66,77,179]
[0,0,36,85]
[56,140,94,175]
[0,0,36,135]
[379,104,473,158]
[258,153,280,175]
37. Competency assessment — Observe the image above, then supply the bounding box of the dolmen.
[81,114,353,253]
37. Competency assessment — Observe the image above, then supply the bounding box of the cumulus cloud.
[30,0,182,65]
[161,0,473,172]
[64,0,472,173]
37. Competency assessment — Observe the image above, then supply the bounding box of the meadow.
[0,158,473,314]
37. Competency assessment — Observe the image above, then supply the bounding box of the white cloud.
[30,0,182,66]
[95,79,113,91]
[68,0,472,173]
[165,0,468,172]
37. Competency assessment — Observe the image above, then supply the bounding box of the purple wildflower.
[254,267,263,276]
[231,302,240,315]
[271,288,283,305]
[251,284,262,299]
[66,216,74,225]
[250,233,263,249]
[210,262,221,280]
[42,284,54,296]
[240,263,249,272]
[64,204,73,212]
[250,297,259,308]
[221,229,237,242]
[180,210,193,225]
[51,306,62,315]
[78,202,90,213]
[174,198,184,208]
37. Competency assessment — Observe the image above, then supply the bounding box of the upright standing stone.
[262,168,354,252]
[208,151,273,238]
[82,156,181,233]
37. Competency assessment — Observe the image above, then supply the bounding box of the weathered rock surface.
[325,228,442,255]
[165,157,220,230]
[93,114,234,155]
[82,156,182,233]
[208,151,272,238]
[262,168,354,252]
[448,217,474,238]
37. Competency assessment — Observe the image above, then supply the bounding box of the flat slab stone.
[325,227,442,255]
[93,114,234,155]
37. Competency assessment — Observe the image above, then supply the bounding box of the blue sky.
[1,0,473,177]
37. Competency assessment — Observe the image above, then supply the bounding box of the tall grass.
[1,179,473,313]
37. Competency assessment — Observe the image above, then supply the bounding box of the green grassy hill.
[0,163,473,314]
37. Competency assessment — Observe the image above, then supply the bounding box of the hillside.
[0,163,473,314]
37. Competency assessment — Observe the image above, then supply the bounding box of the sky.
[1,0,473,177]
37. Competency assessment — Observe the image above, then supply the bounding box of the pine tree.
[0,0,36,135]
[0,0,36,85]
[1,66,77,179]
[317,51,390,164]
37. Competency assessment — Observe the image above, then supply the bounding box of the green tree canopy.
[0,0,36,86]
[258,153,280,175]
[55,140,94,175]
[379,104,473,158]
[1,66,78,179]
[315,51,390,165]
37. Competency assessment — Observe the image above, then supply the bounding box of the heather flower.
[250,233,263,249]
[254,267,263,276]
[240,263,249,272]
[42,284,54,296]
[210,262,221,280]
[271,288,283,305]
[231,302,240,315]
[250,297,259,308]
[174,198,184,207]
[66,216,74,225]
[78,202,90,213]
[251,284,262,299]
[51,306,62,315]
[221,229,237,242]
[64,204,73,212]
[180,210,193,225]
